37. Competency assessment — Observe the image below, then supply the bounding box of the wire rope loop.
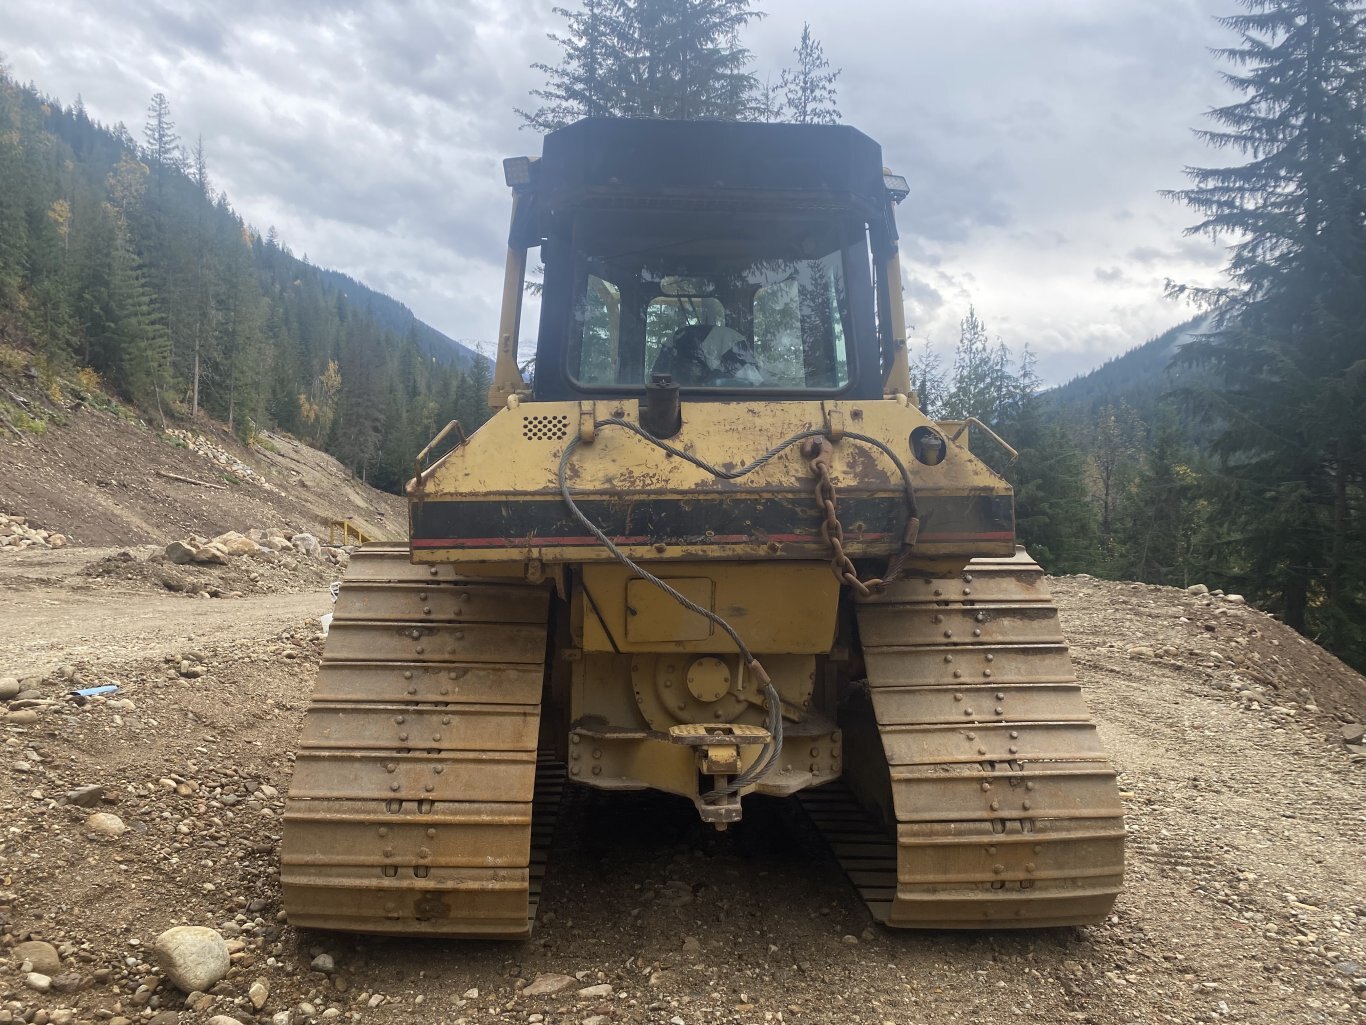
[557,417,921,798]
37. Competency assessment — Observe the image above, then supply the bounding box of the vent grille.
[521,414,570,442]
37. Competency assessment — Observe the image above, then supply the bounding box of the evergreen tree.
[755,73,784,122]
[142,92,182,186]
[1166,0,1366,662]
[1112,414,1209,586]
[0,69,484,496]
[519,0,625,131]
[780,23,841,124]
[1088,400,1145,544]
[0,71,28,304]
[910,339,946,417]
[188,136,213,418]
[519,0,763,129]
[941,307,1015,425]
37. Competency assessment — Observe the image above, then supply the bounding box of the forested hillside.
[0,69,492,493]
[1046,316,1210,425]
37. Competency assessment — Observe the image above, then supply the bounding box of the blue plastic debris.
[72,684,118,697]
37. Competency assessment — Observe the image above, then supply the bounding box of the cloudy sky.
[4,0,1236,384]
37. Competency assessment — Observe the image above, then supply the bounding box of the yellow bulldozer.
[280,118,1124,937]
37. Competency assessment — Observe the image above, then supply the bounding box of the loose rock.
[153,926,231,993]
[523,973,577,997]
[64,784,105,807]
[86,811,127,836]
[13,940,62,975]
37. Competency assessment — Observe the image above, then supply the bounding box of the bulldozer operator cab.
[505,118,908,405]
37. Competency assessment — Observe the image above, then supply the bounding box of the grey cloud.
[901,277,946,333]
[1128,245,1166,264]
[5,0,1240,375]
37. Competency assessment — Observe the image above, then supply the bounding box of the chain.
[801,436,919,597]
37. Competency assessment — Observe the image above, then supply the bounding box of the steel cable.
[557,416,917,799]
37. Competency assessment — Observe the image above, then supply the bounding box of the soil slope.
[0,401,403,547]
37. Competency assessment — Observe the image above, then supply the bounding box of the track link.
[281,544,554,937]
[805,548,1125,929]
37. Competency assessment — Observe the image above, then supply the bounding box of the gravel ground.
[1,565,1363,1025]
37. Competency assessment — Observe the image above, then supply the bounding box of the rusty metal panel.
[879,721,1110,765]
[282,800,532,868]
[321,620,548,665]
[858,603,1065,647]
[313,662,543,706]
[862,567,1052,606]
[299,703,539,753]
[280,868,533,938]
[581,561,839,654]
[885,885,1123,929]
[871,682,1090,726]
[861,643,1076,688]
[888,766,1124,822]
[290,750,537,803]
[624,577,714,642]
[894,822,1126,884]
[335,581,549,624]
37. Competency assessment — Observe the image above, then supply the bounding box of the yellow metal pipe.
[487,194,529,410]
[882,247,914,403]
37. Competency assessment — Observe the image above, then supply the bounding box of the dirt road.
[0,547,328,675]
[1,555,1362,1025]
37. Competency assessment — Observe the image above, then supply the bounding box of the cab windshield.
[566,210,867,392]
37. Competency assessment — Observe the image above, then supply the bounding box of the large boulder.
[191,543,229,566]
[153,926,230,994]
[291,533,322,558]
[211,531,260,557]
[165,540,199,565]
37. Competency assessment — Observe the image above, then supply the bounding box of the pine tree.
[942,307,1014,425]
[780,23,841,124]
[1112,414,1209,586]
[108,221,171,418]
[142,92,182,186]
[1088,400,1145,544]
[755,73,784,122]
[519,0,763,129]
[0,74,30,304]
[188,136,213,418]
[910,339,946,417]
[1166,0,1366,661]
[0,69,510,498]
[519,0,626,131]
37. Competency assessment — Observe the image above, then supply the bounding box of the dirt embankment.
[0,383,403,549]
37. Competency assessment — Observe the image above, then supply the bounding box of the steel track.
[802,548,1126,929]
[281,544,559,937]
